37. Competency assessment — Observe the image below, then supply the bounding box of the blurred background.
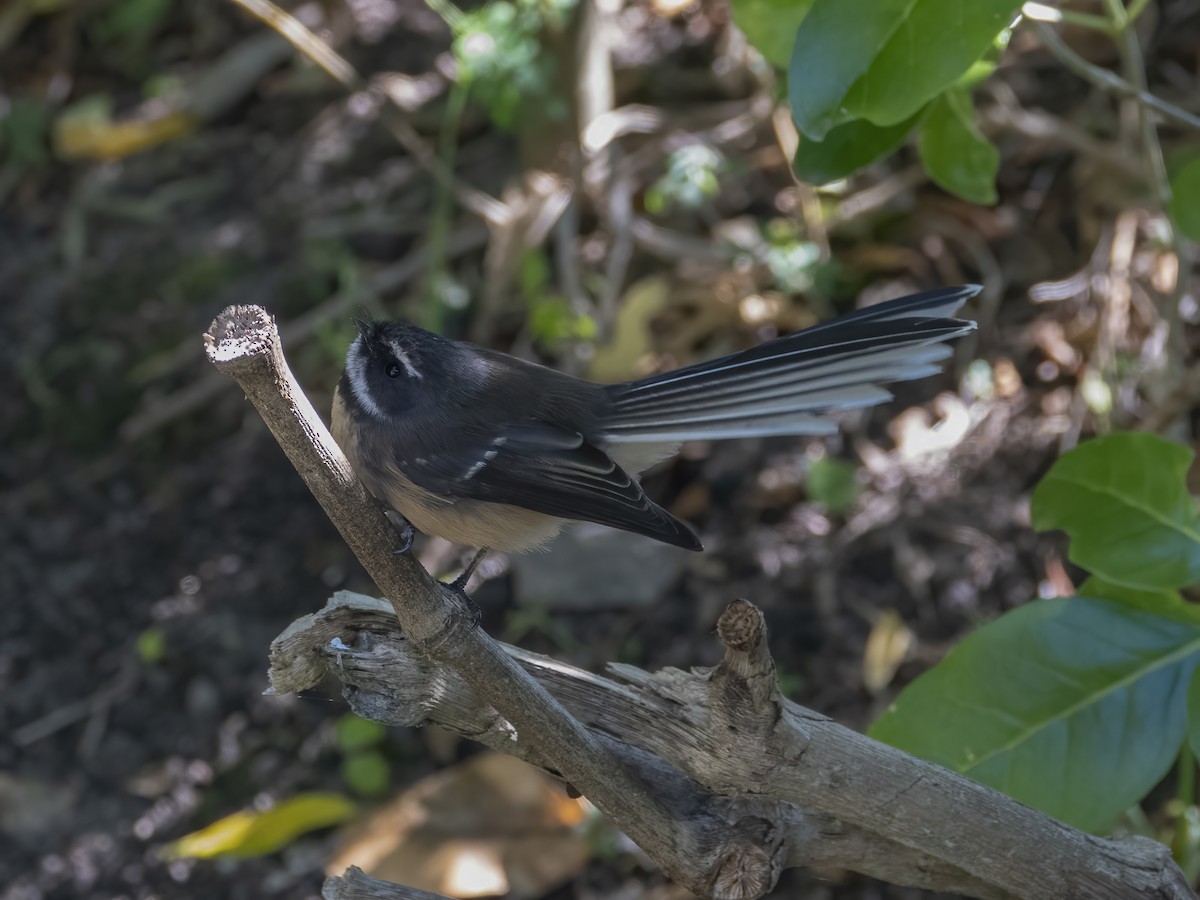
[2,0,1198,897]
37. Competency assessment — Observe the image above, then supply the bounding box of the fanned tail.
[602,285,979,443]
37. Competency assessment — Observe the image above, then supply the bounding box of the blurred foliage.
[873,434,1200,834]
[449,0,577,128]
[336,715,387,753]
[1170,156,1200,242]
[93,0,171,43]
[804,456,858,514]
[645,145,728,215]
[1174,799,1200,884]
[136,627,167,666]
[762,219,822,293]
[521,249,597,346]
[342,752,390,797]
[0,97,49,168]
[336,715,392,797]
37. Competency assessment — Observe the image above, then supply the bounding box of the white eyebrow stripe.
[386,339,423,380]
[345,337,387,419]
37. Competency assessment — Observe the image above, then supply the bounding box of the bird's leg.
[384,510,416,555]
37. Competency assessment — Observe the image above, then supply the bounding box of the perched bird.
[331,285,978,575]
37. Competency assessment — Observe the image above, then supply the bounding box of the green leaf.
[1169,157,1200,243]
[336,714,386,752]
[0,98,50,168]
[792,114,918,184]
[1077,577,1196,622]
[731,0,815,68]
[1031,433,1200,591]
[788,0,1020,140]
[840,1,1021,126]
[163,793,357,859]
[342,750,390,797]
[870,596,1200,832]
[787,0,912,140]
[806,457,859,513]
[1190,666,1200,760]
[918,88,998,205]
[136,627,167,665]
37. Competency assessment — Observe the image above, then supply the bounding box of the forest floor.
[2,0,1198,898]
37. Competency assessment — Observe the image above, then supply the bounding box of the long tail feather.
[603,285,978,443]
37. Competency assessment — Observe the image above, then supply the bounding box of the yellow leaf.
[54,108,196,161]
[163,792,357,860]
[588,276,671,383]
[862,609,915,694]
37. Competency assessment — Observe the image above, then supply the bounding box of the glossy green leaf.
[918,88,998,204]
[1077,577,1195,622]
[840,1,1020,126]
[792,114,918,184]
[163,793,357,859]
[1190,666,1200,760]
[1031,433,1200,591]
[787,0,910,140]
[731,0,815,68]
[871,596,1200,832]
[788,0,1020,139]
[1169,157,1200,243]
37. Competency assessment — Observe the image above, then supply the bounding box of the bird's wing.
[400,422,702,550]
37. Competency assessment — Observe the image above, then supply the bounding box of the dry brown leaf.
[328,753,589,899]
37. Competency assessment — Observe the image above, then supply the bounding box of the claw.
[392,524,415,556]
[384,511,415,555]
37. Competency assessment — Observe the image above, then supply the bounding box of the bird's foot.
[384,511,415,555]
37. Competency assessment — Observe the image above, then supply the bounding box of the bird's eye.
[386,363,402,378]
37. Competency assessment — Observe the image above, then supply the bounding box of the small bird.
[331,285,978,578]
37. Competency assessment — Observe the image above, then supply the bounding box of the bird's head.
[343,318,447,419]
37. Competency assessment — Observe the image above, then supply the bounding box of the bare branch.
[274,591,1194,900]
[1030,21,1200,131]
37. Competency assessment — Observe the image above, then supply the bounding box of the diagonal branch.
[203,305,770,897]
